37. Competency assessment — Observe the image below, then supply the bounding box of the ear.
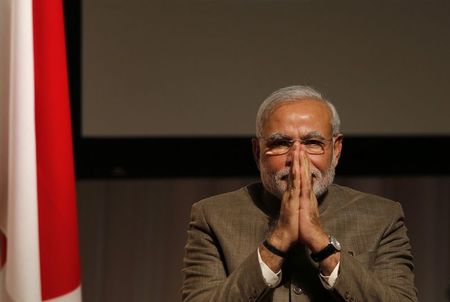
[252,138,261,171]
[332,134,343,165]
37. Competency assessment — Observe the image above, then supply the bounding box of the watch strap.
[310,243,338,262]
[310,236,341,262]
[263,239,288,258]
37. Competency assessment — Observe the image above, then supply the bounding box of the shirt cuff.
[257,247,282,288]
[319,261,340,289]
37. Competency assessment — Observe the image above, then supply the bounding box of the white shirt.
[257,248,340,289]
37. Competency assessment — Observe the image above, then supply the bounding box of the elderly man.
[182,86,417,301]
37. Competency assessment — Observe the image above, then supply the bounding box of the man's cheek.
[266,159,284,172]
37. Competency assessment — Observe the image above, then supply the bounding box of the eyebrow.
[265,131,326,141]
[301,131,326,141]
[265,133,291,141]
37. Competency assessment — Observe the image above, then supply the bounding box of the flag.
[0,0,82,301]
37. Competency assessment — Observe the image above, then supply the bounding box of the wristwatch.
[310,235,341,262]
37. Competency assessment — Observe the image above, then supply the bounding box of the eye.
[267,138,292,148]
[303,139,325,147]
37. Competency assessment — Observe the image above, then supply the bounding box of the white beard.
[260,157,337,200]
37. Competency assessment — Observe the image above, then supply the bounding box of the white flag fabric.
[0,0,82,301]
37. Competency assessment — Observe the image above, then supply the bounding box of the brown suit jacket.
[182,183,418,301]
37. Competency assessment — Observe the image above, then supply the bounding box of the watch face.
[330,236,341,251]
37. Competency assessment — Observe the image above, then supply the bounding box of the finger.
[284,144,300,206]
[299,150,312,199]
[285,147,294,193]
[282,145,296,201]
[291,143,301,198]
[301,151,320,214]
[304,152,315,200]
[300,150,318,216]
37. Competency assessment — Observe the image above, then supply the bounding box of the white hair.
[256,85,341,137]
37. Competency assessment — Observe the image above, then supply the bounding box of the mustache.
[275,167,321,182]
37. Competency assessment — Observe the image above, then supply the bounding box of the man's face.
[253,99,343,199]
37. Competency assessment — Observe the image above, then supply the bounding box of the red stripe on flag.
[33,0,81,299]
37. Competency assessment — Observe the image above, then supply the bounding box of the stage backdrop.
[81,0,450,137]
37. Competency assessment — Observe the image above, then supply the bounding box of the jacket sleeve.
[182,202,270,302]
[332,202,418,302]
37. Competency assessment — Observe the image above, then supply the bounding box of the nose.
[292,140,302,149]
[287,140,301,155]
[292,140,307,153]
[285,141,302,166]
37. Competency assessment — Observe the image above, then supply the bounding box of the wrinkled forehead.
[262,99,333,137]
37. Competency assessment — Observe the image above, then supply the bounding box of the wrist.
[307,232,329,253]
[259,243,284,273]
[310,235,342,263]
[267,229,292,253]
[319,252,340,276]
[263,239,288,258]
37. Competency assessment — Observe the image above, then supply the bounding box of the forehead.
[262,99,332,137]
